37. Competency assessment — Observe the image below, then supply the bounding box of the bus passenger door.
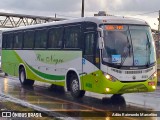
[82,32,99,92]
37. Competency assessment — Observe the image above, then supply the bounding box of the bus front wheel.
[19,68,34,86]
[70,75,85,98]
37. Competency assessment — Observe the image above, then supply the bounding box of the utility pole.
[81,0,84,17]
[158,10,160,41]
[158,10,160,33]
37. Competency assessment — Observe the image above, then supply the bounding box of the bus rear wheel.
[19,68,34,86]
[70,74,85,98]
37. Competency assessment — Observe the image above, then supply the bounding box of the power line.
[158,10,160,33]
[135,11,159,16]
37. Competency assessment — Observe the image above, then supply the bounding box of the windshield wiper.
[146,33,151,67]
[127,35,131,57]
[120,34,131,66]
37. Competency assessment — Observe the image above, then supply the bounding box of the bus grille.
[118,84,148,93]
[125,70,142,74]
[111,67,153,74]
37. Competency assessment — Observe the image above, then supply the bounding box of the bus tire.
[70,74,85,98]
[4,73,8,76]
[19,68,34,86]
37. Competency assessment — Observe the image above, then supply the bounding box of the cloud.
[0,0,159,17]
[0,0,81,17]
[85,0,159,15]
[0,0,159,29]
[105,0,159,14]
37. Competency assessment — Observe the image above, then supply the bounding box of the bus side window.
[64,25,81,49]
[48,27,63,48]
[84,32,95,63]
[35,29,47,49]
[2,34,7,49]
[23,30,34,49]
[6,33,13,49]
[85,33,94,54]
[13,32,23,49]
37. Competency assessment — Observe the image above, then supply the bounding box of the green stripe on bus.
[27,63,65,80]
[13,51,65,80]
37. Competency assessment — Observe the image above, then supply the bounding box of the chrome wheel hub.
[72,79,79,93]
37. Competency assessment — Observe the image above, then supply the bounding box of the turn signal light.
[148,81,155,86]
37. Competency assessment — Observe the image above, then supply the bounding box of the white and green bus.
[1,16,157,98]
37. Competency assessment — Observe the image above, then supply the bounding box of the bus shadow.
[20,83,126,111]
[102,95,126,110]
[46,84,126,111]
[48,84,65,94]
[71,94,126,111]
[21,85,34,90]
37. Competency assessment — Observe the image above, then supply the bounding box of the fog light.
[152,86,156,89]
[106,88,110,92]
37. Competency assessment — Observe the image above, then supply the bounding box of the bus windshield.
[102,25,156,68]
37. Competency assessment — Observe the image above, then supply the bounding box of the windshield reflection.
[130,26,148,66]
[102,25,156,68]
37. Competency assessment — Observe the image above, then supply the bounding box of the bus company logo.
[36,54,64,64]
[2,112,11,117]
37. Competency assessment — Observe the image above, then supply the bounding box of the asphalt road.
[0,75,159,120]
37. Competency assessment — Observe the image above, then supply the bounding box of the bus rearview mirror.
[97,28,104,49]
[99,37,104,49]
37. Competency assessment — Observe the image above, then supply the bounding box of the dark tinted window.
[84,32,95,64]
[64,25,81,48]
[85,33,95,55]
[6,33,13,49]
[48,27,63,48]
[23,30,34,48]
[35,29,47,48]
[2,34,7,49]
[13,32,23,48]
[84,22,97,32]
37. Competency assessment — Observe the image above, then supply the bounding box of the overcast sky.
[0,0,159,29]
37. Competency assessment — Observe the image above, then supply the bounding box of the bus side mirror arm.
[98,37,104,49]
[98,28,104,49]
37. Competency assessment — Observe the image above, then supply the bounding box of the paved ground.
[0,71,160,120]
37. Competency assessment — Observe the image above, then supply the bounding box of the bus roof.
[3,16,149,32]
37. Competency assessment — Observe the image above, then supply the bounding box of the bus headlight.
[105,74,111,79]
[106,88,110,92]
[152,86,156,89]
[103,72,117,82]
[154,73,157,77]
[149,72,157,80]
